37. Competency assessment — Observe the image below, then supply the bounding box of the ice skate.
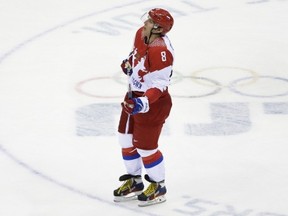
[113,174,144,202]
[138,174,167,207]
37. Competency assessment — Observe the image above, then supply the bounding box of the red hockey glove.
[120,59,132,75]
[121,51,133,75]
[122,97,149,115]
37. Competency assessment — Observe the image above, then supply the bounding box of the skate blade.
[114,191,142,202]
[138,195,166,207]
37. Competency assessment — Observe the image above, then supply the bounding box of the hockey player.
[113,8,174,207]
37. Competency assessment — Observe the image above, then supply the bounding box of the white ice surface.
[0,1,288,216]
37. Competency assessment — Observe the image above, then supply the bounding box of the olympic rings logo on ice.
[75,66,288,99]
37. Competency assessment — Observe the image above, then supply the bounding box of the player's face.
[141,14,156,37]
[143,18,155,36]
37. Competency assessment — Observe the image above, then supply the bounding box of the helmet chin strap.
[144,27,161,44]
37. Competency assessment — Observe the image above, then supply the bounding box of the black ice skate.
[113,174,144,202]
[138,174,167,207]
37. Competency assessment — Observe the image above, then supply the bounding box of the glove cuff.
[138,96,149,113]
[132,96,149,114]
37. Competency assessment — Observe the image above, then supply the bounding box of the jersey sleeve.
[144,87,163,104]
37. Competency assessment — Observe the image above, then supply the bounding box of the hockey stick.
[127,68,132,99]
[124,52,133,99]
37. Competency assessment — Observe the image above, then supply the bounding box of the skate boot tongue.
[119,174,141,181]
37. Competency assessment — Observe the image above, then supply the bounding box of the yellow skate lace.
[117,179,133,193]
[143,183,157,196]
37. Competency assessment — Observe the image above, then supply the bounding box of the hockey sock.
[142,150,165,182]
[122,147,142,176]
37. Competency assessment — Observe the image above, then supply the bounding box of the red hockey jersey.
[128,27,174,96]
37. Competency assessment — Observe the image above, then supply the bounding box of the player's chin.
[142,29,150,38]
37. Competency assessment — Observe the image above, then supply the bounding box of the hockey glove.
[121,59,132,76]
[122,97,149,115]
